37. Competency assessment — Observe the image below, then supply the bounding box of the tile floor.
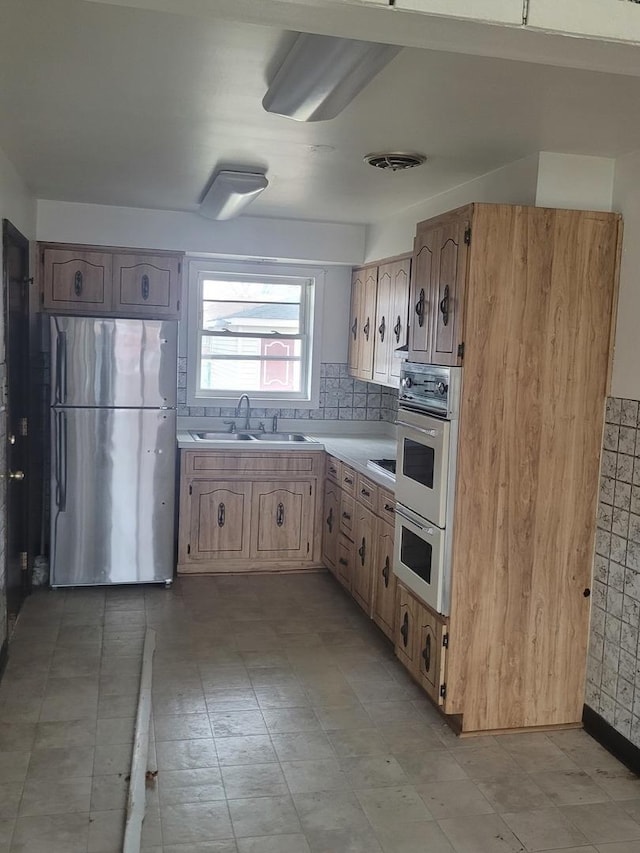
[0,572,639,852]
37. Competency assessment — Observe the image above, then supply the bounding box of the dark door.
[2,220,31,617]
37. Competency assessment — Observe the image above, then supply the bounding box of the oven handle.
[395,506,435,535]
[397,419,440,438]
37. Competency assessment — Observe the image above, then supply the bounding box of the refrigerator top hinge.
[442,633,449,648]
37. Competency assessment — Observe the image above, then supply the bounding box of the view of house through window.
[196,273,314,399]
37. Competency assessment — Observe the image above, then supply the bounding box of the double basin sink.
[190,431,313,443]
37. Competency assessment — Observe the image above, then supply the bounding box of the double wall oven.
[394,363,461,615]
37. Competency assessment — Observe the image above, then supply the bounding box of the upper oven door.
[396,409,450,528]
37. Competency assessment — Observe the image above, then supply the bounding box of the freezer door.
[50,316,177,408]
[50,407,176,586]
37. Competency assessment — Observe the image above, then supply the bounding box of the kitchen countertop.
[177,429,397,491]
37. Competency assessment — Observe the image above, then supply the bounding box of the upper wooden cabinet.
[408,206,470,366]
[349,256,410,387]
[40,243,183,319]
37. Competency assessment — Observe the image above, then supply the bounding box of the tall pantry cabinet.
[394,203,622,733]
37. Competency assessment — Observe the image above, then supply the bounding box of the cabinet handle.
[384,503,395,513]
[326,506,333,533]
[415,288,425,327]
[351,318,358,340]
[382,556,390,588]
[358,537,366,566]
[378,315,386,342]
[393,315,402,343]
[344,476,353,485]
[217,502,225,527]
[363,317,370,341]
[276,502,285,527]
[342,511,351,521]
[360,487,370,498]
[400,612,409,647]
[141,274,150,301]
[439,284,450,327]
[339,557,348,567]
[329,466,337,475]
[422,633,432,672]
[74,270,83,296]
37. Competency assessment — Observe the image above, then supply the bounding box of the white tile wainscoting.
[587,396,640,748]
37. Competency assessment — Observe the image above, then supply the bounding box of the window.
[187,261,322,405]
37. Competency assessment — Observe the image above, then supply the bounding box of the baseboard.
[583,704,640,776]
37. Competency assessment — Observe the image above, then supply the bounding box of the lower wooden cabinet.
[352,504,376,615]
[178,451,322,573]
[395,582,448,707]
[372,520,396,640]
[251,481,314,561]
[322,479,340,570]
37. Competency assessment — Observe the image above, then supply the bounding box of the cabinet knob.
[141,274,150,301]
[400,612,409,647]
[422,634,432,672]
[393,315,402,343]
[74,270,83,296]
[358,537,366,566]
[382,556,390,588]
[378,316,386,342]
[439,284,450,327]
[415,288,425,327]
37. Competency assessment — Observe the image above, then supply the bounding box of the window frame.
[186,259,324,407]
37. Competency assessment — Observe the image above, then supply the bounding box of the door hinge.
[187,544,191,555]
[19,551,28,571]
[19,417,28,437]
[457,342,465,360]
[440,683,447,699]
[442,633,449,648]
[464,226,471,246]
[189,484,192,495]
[522,0,529,25]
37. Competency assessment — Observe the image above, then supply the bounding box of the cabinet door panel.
[358,267,378,380]
[416,602,448,706]
[251,480,313,561]
[347,269,363,377]
[408,228,437,361]
[322,479,340,571]
[337,534,354,592]
[188,481,251,560]
[373,264,392,384]
[389,258,411,381]
[113,254,181,317]
[395,583,419,672]
[353,504,376,615]
[372,520,396,640]
[430,218,468,366]
[43,248,112,312]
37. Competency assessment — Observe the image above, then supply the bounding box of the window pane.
[203,300,300,335]
[202,280,302,303]
[202,336,302,358]
[200,358,302,393]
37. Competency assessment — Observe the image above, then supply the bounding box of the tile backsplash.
[586,396,640,747]
[177,361,399,424]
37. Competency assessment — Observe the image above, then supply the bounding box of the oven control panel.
[399,363,461,419]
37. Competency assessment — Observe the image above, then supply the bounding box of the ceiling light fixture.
[199,170,269,220]
[263,33,401,122]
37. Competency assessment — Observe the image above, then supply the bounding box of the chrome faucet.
[236,394,251,431]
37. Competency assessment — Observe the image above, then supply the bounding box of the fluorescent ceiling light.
[263,33,401,122]
[199,170,268,220]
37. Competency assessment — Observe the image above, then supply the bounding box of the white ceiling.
[3,0,640,224]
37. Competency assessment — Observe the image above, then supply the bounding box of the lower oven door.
[394,503,448,615]
[396,409,451,528]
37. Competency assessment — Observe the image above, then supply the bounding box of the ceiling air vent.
[364,152,427,171]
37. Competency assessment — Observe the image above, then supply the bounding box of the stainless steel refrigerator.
[50,316,177,587]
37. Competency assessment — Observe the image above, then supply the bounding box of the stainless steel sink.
[190,431,256,441]
[251,433,311,442]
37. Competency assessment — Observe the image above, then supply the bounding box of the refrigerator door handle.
[55,332,68,404]
[55,411,67,511]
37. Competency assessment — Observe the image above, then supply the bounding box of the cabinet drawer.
[185,451,319,476]
[356,474,378,512]
[325,454,342,484]
[377,488,396,523]
[341,465,356,496]
[340,493,355,539]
